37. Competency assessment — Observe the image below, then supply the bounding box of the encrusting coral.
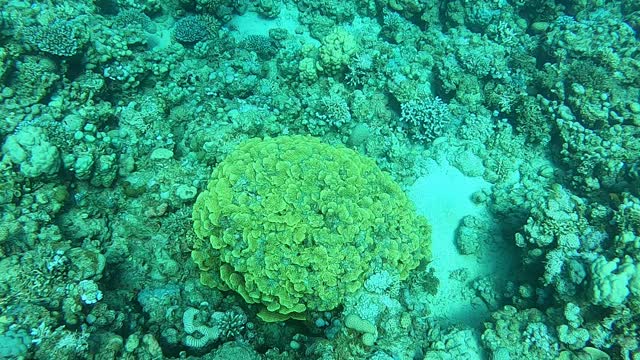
[192,135,431,321]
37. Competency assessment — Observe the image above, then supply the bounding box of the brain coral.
[192,135,431,321]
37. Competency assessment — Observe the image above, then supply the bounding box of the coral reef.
[0,0,639,358]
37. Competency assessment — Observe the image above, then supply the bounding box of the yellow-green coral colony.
[192,135,431,321]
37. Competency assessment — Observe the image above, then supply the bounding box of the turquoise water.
[0,0,639,359]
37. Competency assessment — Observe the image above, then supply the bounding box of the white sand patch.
[227,3,317,45]
[408,159,517,330]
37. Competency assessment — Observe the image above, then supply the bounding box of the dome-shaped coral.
[192,135,431,321]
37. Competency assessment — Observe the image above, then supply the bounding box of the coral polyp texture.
[191,135,431,321]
